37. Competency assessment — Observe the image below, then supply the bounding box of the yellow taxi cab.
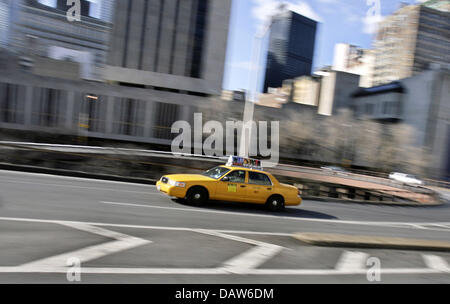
[156,156,302,211]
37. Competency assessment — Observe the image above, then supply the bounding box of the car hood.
[164,174,216,182]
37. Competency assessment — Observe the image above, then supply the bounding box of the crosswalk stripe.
[423,255,450,272]
[335,251,369,271]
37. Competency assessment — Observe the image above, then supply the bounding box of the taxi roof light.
[226,156,263,170]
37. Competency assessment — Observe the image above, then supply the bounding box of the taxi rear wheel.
[186,187,208,205]
[266,195,285,212]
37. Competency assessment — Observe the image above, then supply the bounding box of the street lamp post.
[239,6,285,157]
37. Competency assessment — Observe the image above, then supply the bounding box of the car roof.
[220,165,268,175]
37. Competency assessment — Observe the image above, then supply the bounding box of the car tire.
[266,195,285,212]
[186,187,208,206]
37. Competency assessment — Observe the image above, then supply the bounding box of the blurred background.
[0,0,449,184]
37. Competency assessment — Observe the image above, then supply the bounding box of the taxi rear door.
[246,171,274,203]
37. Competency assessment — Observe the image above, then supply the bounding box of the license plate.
[157,185,161,191]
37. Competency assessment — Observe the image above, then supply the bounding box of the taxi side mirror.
[222,176,230,182]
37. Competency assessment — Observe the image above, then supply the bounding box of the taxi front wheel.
[266,195,285,212]
[186,187,208,206]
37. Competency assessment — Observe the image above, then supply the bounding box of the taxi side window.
[226,170,246,183]
[248,172,272,186]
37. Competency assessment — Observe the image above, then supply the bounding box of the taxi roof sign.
[226,156,263,170]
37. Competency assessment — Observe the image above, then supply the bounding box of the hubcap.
[272,200,278,206]
[194,193,201,200]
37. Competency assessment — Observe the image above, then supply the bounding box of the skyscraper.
[263,10,317,93]
[372,3,450,85]
[333,43,375,88]
[105,0,232,96]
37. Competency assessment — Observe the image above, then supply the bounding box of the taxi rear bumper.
[286,196,302,206]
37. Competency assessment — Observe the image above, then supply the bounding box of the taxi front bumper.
[156,181,187,199]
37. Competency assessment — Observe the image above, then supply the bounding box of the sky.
[222,0,426,92]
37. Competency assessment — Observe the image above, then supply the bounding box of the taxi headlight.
[168,179,186,188]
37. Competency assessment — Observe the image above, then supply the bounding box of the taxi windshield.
[202,167,230,179]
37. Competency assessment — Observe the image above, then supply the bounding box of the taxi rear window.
[248,172,272,186]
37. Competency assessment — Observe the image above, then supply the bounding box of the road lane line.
[422,255,450,272]
[0,170,158,187]
[0,179,160,195]
[246,268,444,275]
[192,229,275,246]
[2,216,450,238]
[0,216,288,235]
[335,251,369,271]
[0,267,445,275]
[20,222,151,268]
[99,201,450,231]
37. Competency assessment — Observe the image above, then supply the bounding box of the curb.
[0,163,158,185]
[292,232,450,252]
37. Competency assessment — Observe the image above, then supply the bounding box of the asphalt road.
[0,170,449,284]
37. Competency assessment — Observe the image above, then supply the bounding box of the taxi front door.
[215,170,248,202]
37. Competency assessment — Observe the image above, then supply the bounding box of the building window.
[113,98,145,137]
[154,102,179,140]
[79,93,106,133]
[0,83,25,124]
[189,0,209,78]
[365,103,374,115]
[34,88,61,127]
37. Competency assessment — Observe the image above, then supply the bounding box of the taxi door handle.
[267,188,272,191]
[240,185,247,188]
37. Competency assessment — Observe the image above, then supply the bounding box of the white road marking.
[0,170,157,188]
[194,229,284,274]
[193,229,274,246]
[0,217,449,277]
[0,216,292,236]
[0,179,162,195]
[0,267,446,276]
[99,201,450,232]
[221,245,283,274]
[20,222,151,268]
[423,255,450,272]
[424,224,450,229]
[246,268,445,276]
[335,251,370,271]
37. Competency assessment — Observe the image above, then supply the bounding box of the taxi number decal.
[227,184,237,193]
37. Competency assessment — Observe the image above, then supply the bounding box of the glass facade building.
[263,10,317,92]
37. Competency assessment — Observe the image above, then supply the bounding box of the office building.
[317,69,360,116]
[263,10,317,92]
[0,0,11,48]
[291,75,320,107]
[7,0,114,80]
[106,0,232,96]
[352,66,450,180]
[333,43,375,88]
[372,3,450,85]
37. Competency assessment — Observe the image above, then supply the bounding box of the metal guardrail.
[0,141,445,192]
[0,141,442,204]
